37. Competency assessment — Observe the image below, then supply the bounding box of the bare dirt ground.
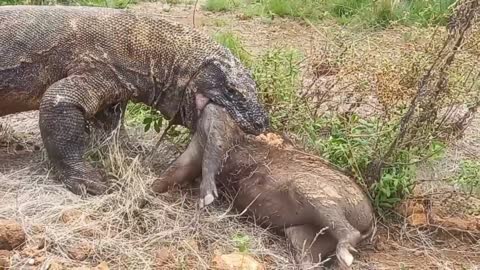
[1,2,479,269]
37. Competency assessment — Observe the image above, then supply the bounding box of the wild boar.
[152,104,375,269]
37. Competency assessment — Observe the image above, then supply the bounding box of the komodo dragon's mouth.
[195,91,269,135]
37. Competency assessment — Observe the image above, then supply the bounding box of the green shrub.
[214,31,252,67]
[404,0,456,26]
[125,102,190,146]
[326,0,455,27]
[249,46,447,211]
[327,0,369,18]
[452,160,480,196]
[253,49,306,131]
[204,0,241,12]
[244,0,325,20]
[202,0,455,28]
[232,233,251,252]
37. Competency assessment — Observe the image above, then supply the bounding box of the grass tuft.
[203,0,456,28]
[204,0,241,12]
[214,31,252,67]
[451,159,480,196]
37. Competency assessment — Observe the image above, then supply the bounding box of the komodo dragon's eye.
[225,84,237,94]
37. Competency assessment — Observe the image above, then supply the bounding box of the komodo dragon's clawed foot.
[62,166,110,196]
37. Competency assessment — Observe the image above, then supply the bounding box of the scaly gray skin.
[0,5,269,199]
[152,104,375,269]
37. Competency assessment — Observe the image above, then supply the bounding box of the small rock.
[21,243,46,266]
[0,219,26,250]
[47,261,65,270]
[154,247,175,268]
[93,261,109,270]
[212,252,265,270]
[185,239,199,252]
[60,209,87,224]
[0,250,11,270]
[66,241,93,261]
[162,3,171,12]
[59,210,99,238]
[396,200,428,226]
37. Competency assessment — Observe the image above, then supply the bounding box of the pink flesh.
[195,93,210,114]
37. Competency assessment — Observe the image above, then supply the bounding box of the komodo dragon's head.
[191,56,270,136]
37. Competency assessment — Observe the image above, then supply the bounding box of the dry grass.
[0,118,294,269]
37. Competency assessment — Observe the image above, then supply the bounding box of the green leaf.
[144,122,151,132]
[143,117,152,125]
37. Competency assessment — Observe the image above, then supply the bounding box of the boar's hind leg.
[151,132,203,193]
[317,214,363,268]
[284,225,336,270]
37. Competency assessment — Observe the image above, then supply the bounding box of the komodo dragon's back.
[0,5,226,116]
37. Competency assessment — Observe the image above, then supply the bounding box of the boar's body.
[152,103,374,269]
[218,138,373,232]
[217,135,374,269]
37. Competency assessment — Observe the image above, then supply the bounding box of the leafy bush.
[203,0,455,28]
[209,31,444,209]
[234,39,449,210]
[204,0,241,12]
[452,160,480,196]
[253,49,305,131]
[125,102,190,146]
[214,31,252,67]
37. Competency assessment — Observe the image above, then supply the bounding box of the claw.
[63,169,110,196]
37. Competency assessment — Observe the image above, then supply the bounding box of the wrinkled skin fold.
[152,103,375,269]
[0,5,269,198]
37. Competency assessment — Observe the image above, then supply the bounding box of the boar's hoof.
[199,193,215,208]
[336,241,357,268]
[199,178,218,208]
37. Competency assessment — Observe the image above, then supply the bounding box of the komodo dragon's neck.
[128,56,214,130]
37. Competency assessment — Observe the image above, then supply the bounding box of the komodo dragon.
[152,103,375,269]
[0,5,269,205]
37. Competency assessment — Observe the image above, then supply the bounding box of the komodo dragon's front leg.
[39,71,129,195]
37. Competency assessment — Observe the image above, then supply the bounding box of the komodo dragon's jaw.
[191,58,270,136]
